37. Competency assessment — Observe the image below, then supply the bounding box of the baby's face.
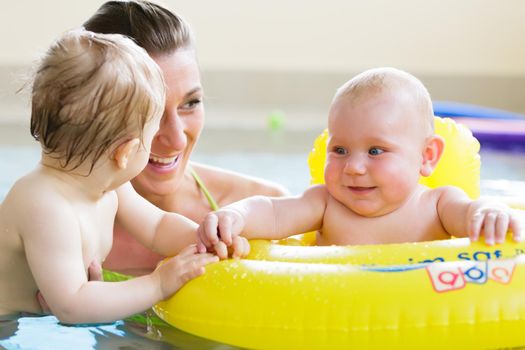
[324,90,429,217]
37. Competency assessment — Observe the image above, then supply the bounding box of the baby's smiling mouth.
[348,186,376,193]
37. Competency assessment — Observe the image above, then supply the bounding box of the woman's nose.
[343,155,366,175]
[155,111,187,150]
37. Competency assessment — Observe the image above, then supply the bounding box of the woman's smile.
[147,154,181,173]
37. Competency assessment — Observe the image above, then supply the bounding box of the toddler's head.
[324,67,442,217]
[30,29,165,173]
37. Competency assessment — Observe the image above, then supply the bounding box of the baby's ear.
[113,138,140,170]
[420,134,445,177]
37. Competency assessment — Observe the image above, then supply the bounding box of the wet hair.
[83,0,194,56]
[30,29,165,173]
[334,67,435,132]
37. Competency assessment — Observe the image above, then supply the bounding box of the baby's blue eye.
[333,147,347,155]
[368,147,384,156]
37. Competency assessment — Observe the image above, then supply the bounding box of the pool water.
[0,145,524,349]
[0,312,238,350]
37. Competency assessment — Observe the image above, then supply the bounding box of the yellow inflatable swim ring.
[153,117,525,349]
[155,238,525,349]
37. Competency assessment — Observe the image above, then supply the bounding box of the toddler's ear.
[113,138,140,170]
[420,135,444,177]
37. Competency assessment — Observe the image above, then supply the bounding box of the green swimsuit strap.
[189,166,220,211]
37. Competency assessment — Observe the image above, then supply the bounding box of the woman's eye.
[368,147,384,156]
[181,98,202,110]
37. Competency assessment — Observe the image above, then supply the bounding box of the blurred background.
[1,0,524,193]
[2,0,525,132]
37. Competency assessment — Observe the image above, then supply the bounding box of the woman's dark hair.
[83,0,193,56]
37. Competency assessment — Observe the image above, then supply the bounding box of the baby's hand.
[469,202,524,245]
[197,209,249,259]
[155,244,219,300]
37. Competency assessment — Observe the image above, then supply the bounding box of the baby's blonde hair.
[30,29,165,173]
[334,67,434,132]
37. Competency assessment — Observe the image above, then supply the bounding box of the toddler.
[0,30,219,323]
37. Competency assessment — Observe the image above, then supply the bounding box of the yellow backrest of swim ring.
[307,116,481,199]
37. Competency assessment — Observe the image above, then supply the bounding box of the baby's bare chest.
[321,200,449,245]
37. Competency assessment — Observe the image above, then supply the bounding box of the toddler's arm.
[115,182,199,256]
[37,261,102,314]
[437,186,524,245]
[197,185,328,259]
[22,200,217,324]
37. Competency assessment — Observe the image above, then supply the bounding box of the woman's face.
[131,49,204,198]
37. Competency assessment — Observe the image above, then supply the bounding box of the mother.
[84,0,286,275]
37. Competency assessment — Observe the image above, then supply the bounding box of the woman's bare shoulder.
[190,162,289,202]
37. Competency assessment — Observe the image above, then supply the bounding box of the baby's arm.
[115,182,198,256]
[198,185,328,258]
[437,186,524,245]
[21,198,217,324]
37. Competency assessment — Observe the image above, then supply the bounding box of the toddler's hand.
[469,204,524,245]
[155,244,219,300]
[197,209,247,259]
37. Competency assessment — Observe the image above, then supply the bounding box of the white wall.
[2,0,525,76]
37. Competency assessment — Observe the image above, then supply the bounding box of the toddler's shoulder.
[8,174,74,220]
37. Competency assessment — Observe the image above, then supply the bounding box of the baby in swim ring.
[0,30,220,322]
[197,67,525,258]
